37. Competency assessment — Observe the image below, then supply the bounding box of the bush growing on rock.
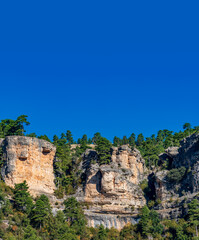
[167,167,186,183]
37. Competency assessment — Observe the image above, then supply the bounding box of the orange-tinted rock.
[1,136,56,196]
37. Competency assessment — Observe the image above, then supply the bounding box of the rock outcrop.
[154,133,199,219]
[2,133,199,229]
[1,136,56,196]
[77,145,146,229]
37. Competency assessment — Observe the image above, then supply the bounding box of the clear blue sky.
[0,1,198,141]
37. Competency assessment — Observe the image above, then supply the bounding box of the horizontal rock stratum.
[0,136,56,196]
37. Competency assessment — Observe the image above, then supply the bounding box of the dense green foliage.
[0,115,30,137]
[113,124,199,168]
[63,197,87,236]
[1,115,198,171]
[95,137,112,165]
[167,167,186,182]
[13,181,33,214]
[30,195,52,229]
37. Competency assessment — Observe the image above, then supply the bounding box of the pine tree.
[24,225,42,240]
[13,181,33,214]
[15,115,30,135]
[81,134,88,144]
[122,136,128,145]
[136,133,144,146]
[66,130,74,145]
[63,197,87,236]
[188,199,199,237]
[128,133,136,148]
[53,135,59,143]
[138,205,151,237]
[92,132,101,144]
[95,137,112,165]
[95,225,107,240]
[113,136,121,147]
[183,123,191,131]
[31,195,52,229]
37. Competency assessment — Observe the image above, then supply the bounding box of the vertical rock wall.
[1,136,56,196]
[153,134,199,219]
[77,145,146,229]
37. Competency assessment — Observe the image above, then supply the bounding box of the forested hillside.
[0,115,199,239]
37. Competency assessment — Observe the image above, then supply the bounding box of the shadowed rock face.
[153,134,199,219]
[1,136,56,196]
[77,145,146,229]
[155,134,199,200]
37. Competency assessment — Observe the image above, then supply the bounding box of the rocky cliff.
[76,145,146,229]
[1,136,56,196]
[1,133,199,230]
[154,133,199,219]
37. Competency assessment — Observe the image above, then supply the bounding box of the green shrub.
[139,179,148,192]
[167,167,186,183]
[148,200,155,208]
[54,186,64,199]
[156,199,162,205]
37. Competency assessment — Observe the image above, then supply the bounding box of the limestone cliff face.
[1,136,56,196]
[77,145,146,229]
[153,133,199,219]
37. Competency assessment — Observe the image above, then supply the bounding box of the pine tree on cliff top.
[95,137,112,165]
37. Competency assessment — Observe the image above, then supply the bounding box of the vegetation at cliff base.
[1,180,199,239]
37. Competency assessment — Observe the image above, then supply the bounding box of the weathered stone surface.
[85,211,139,229]
[77,145,146,229]
[154,133,199,218]
[165,146,179,158]
[1,136,56,196]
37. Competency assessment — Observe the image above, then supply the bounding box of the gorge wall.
[153,133,199,219]
[0,137,147,229]
[1,134,199,230]
[76,145,146,229]
[0,136,56,196]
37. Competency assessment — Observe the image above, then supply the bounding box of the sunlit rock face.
[77,145,146,229]
[1,136,56,196]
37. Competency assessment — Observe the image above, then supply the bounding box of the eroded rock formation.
[1,136,56,196]
[2,133,199,229]
[154,133,199,219]
[77,145,146,229]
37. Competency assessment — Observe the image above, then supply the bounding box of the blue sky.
[0,0,198,141]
